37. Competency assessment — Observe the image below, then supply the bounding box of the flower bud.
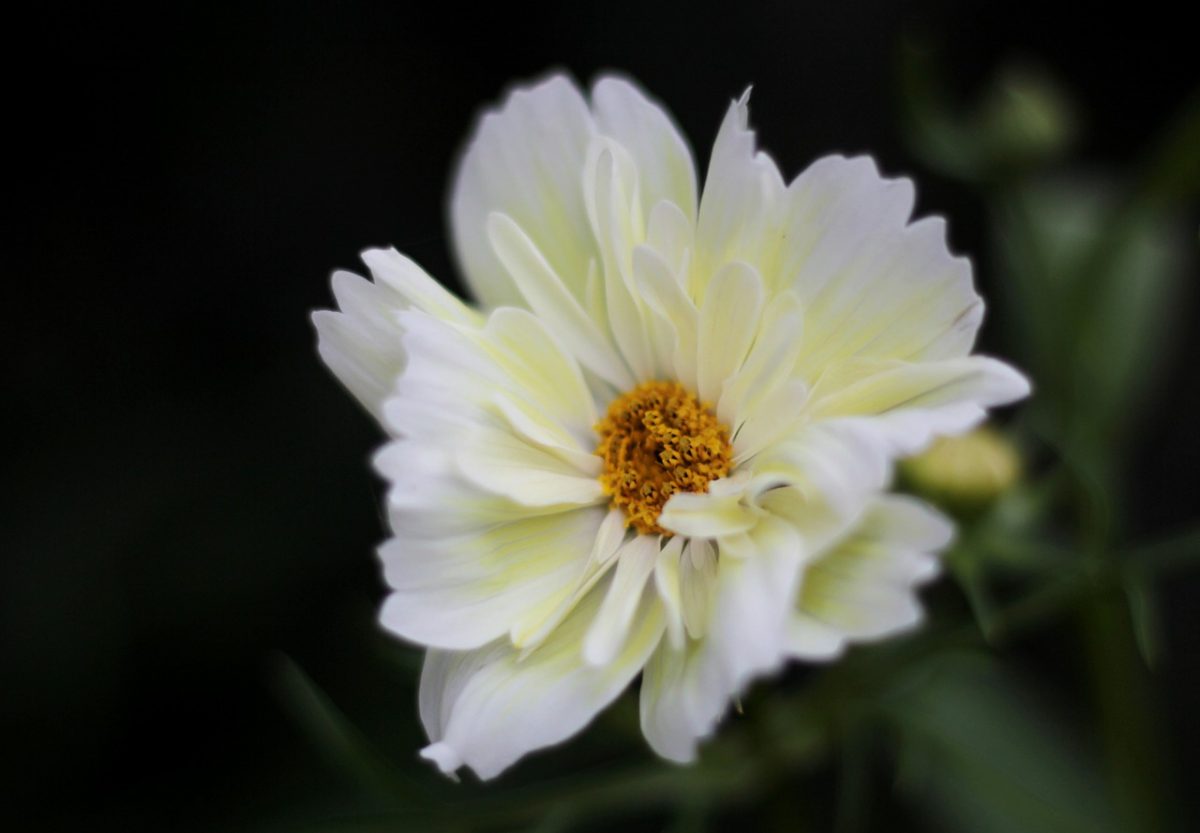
[902,427,1021,513]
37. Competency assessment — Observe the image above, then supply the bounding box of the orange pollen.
[595,381,733,536]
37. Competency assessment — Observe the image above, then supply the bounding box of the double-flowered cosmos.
[313,73,1029,780]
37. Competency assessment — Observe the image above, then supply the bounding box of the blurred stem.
[1128,526,1200,576]
[1136,87,1200,207]
[1078,591,1171,833]
[764,779,808,833]
[521,806,573,833]
[1067,430,1171,832]
[983,562,1104,643]
[832,725,871,833]
[949,549,999,640]
[978,522,1198,645]
[664,801,709,833]
[271,655,429,805]
[457,757,766,832]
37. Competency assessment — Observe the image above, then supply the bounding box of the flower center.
[595,381,733,536]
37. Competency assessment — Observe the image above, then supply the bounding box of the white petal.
[807,356,1031,455]
[510,508,629,650]
[450,74,597,308]
[486,212,634,388]
[704,515,806,691]
[783,613,846,660]
[730,380,810,466]
[375,441,561,540]
[652,537,688,650]
[361,247,480,327]
[796,495,951,644]
[492,393,600,474]
[591,506,631,566]
[645,199,695,278]
[693,90,787,301]
[459,426,605,507]
[632,244,700,389]
[639,515,803,762]
[776,154,914,294]
[585,143,656,380]
[592,75,698,224]
[313,305,404,421]
[639,638,706,762]
[384,306,608,485]
[385,310,501,438]
[777,156,985,369]
[584,535,661,665]
[419,643,508,742]
[801,569,924,640]
[419,572,665,779]
[314,252,479,419]
[317,268,411,410]
[717,290,805,428]
[800,219,981,372]
[658,486,759,539]
[379,507,606,650]
[861,493,955,552]
[680,539,717,639]
[483,306,597,441]
[750,419,892,525]
[382,301,606,471]
[696,261,765,403]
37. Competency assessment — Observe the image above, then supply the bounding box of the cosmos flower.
[313,73,1029,779]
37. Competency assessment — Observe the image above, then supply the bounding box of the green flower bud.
[902,427,1022,514]
[976,64,1078,170]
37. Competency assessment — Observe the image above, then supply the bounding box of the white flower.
[313,73,1029,780]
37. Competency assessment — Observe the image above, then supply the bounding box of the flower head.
[314,72,1029,779]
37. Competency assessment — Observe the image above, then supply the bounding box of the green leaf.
[1070,208,1189,447]
[883,653,1120,833]
[992,180,1190,460]
[270,654,431,805]
[1123,573,1163,668]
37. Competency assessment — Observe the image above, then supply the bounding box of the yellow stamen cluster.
[595,381,733,536]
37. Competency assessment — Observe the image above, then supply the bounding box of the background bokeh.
[8,1,1198,830]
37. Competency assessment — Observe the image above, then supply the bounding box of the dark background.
[8,1,1197,830]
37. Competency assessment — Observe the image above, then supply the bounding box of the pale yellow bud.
[901,426,1021,511]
